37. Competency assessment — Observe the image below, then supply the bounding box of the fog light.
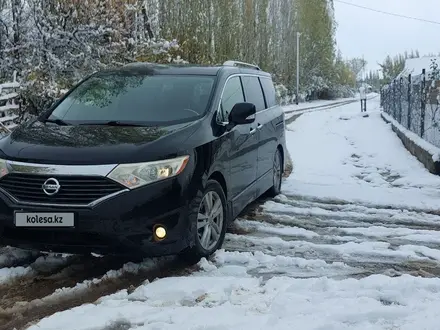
[154,225,167,241]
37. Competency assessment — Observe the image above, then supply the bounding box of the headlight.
[0,159,9,179]
[107,155,189,189]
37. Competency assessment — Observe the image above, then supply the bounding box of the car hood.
[0,120,201,165]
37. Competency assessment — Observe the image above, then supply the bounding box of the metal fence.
[0,71,20,135]
[381,69,440,148]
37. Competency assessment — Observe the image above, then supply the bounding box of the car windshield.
[46,72,216,126]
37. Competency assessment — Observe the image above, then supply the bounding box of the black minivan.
[0,61,286,260]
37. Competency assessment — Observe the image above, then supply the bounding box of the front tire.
[266,148,283,197]
[180,180,227,264]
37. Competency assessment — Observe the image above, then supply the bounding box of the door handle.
[257,123,263,130]
[250,127,257,135]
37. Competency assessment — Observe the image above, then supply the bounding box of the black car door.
[218,76,258,216]
[241,76,273,182]
[256,77,281,182]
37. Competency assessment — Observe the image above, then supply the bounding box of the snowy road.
[3,95,440,329]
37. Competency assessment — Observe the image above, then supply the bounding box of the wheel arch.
[208,171,228,199]
[277,144,285,173]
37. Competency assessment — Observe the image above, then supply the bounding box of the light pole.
[362,54,366,82]
[296,32,301,105]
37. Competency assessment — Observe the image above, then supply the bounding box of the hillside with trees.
[0,0,357,117]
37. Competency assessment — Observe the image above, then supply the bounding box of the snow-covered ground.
[284,94,440,210]
[282,93,377,122]
[3,96,440,329]
[282,96,355,112]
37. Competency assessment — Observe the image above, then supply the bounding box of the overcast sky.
[334,0,440,74]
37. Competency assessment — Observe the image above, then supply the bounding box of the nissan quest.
[0,61,286,261]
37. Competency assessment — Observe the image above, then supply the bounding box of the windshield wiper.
[43,118,70,126]
[79,121,146,127]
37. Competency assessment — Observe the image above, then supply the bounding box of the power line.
[334,0,440,25]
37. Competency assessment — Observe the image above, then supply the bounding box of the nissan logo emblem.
[42,178,61,196]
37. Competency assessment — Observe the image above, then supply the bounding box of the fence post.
[390,80,394,118]
[387,87,390,113]
[385,87,388,113]
[420,69,426,137]
[380,88,383,107]
[407,74,411,130]
[385,88,388,112]
[393,80,397,119]
[399,77,403,123]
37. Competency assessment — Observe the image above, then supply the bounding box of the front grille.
[0,173,125,205]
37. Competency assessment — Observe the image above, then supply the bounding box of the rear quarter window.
[260,77,277,108]
[241,76,266,112]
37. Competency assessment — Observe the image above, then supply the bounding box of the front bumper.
[0,176,194,257]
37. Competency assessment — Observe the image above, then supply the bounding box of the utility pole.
[362,54,366,82]
[296,32,301,105]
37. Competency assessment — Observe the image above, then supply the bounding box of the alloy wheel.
[197,190,224,251]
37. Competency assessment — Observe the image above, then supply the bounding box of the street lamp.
[296,32,301,105]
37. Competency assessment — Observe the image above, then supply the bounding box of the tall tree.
[296,0,336,94]
[347,58,367,81]
[1,0,356,114]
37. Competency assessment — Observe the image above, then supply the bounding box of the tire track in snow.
[280,192,440,217]
[0,254,130,310]
[222,193,440,280]
[0,246,41,269]
[0,256,196,330]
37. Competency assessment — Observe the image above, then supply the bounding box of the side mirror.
[228,102,256,125]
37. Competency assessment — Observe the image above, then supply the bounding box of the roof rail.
[223,60,260,71]
[123,62,165,67]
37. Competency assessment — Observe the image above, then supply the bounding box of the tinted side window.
[241,76,266,112]
[260,77,277,108]
[220,76,244,121]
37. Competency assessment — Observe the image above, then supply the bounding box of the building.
[395,56,440,80]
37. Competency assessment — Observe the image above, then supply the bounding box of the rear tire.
[180,180,227,264]
[266,148,283,198]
